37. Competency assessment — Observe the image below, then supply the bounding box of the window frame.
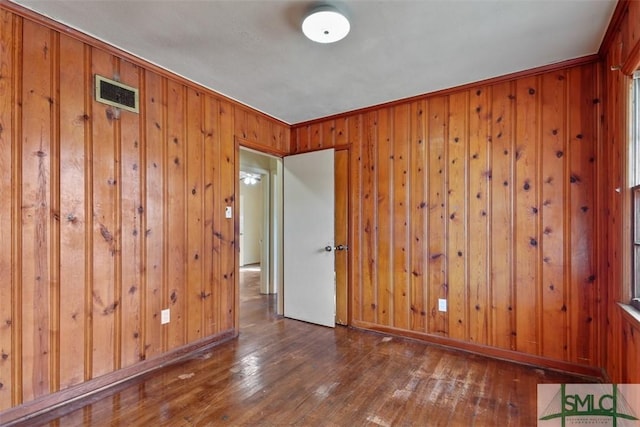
[631,73,640,309]
[633,185,640,309]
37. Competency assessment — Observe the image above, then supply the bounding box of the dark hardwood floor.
[20,266,592,426]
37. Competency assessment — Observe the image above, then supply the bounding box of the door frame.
[236,143,349,324]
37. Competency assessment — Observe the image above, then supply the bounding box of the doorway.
[238,146,349,328]
[239,148,284,323]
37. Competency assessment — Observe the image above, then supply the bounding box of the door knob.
[325,245,333,252]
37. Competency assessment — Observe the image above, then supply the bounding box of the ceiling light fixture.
[302,4,350,44]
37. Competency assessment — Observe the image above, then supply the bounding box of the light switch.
[161,308,170,324]
[225,206,233,219]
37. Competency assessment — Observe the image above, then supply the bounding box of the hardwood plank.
[27,268,594,427]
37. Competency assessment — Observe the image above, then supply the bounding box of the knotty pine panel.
[21,19,55,401]
[489,82,515,351]
[426,96,448,337]
[540,71,569,361]
[447,91,468,341]
[234,106,289,155]
[0,8,17,409]
[294,62,602,370]
[143,70,166,361]
[58,34,89,388]
[376,108,392,326]
[392,104,410,331]
[119,58,143,370]
[409,101,427,333]
[218,100,237,332]
[467,88,490,346]
[0,6,286,412]
[567,65,598,366]
[514,76,540,356]
[360,111,378,325]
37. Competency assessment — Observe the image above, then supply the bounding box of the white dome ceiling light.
[302,4,350,44]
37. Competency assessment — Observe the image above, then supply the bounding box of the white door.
[283,149,335,327]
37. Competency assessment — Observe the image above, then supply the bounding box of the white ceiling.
[10,0,617,124]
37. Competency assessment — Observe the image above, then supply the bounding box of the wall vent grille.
[94,75,139,113]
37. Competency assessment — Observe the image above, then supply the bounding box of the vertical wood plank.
[21,20,53,400]
[309,123,322,150]
[297,126,310,153]
[514,76,540,355]
[203,96,218,337]
[219,101,235,331]
[143,70,165,359]
[58,33,87,388]
[0,8,16,410]
[376,109,391,326]
[322,120,335,149]
[118,59,142,368]
[489,82,515,350]
[165,80,187,349]
[335,149,349,325]
[409,101,426,333]
[361,111,378,324]
[467,87,490,345]
[567,65,597,366]
[540,71,568,361]
[392,104,410,330]
[349,115,363,323]
[447,91,468,341]
[90,49,118,378]
[426,96,447,336]
[186,88,204,342]
[335,117,348,147]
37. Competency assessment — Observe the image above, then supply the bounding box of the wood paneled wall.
[292,62,603,373]
[0,6,288,412]
[600,0,640,384]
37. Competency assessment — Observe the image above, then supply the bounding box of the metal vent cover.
[94,75,139,113]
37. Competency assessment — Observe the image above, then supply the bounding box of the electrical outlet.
[225,206,233,219]
[161,308,170,325]
[438,298,447,312]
